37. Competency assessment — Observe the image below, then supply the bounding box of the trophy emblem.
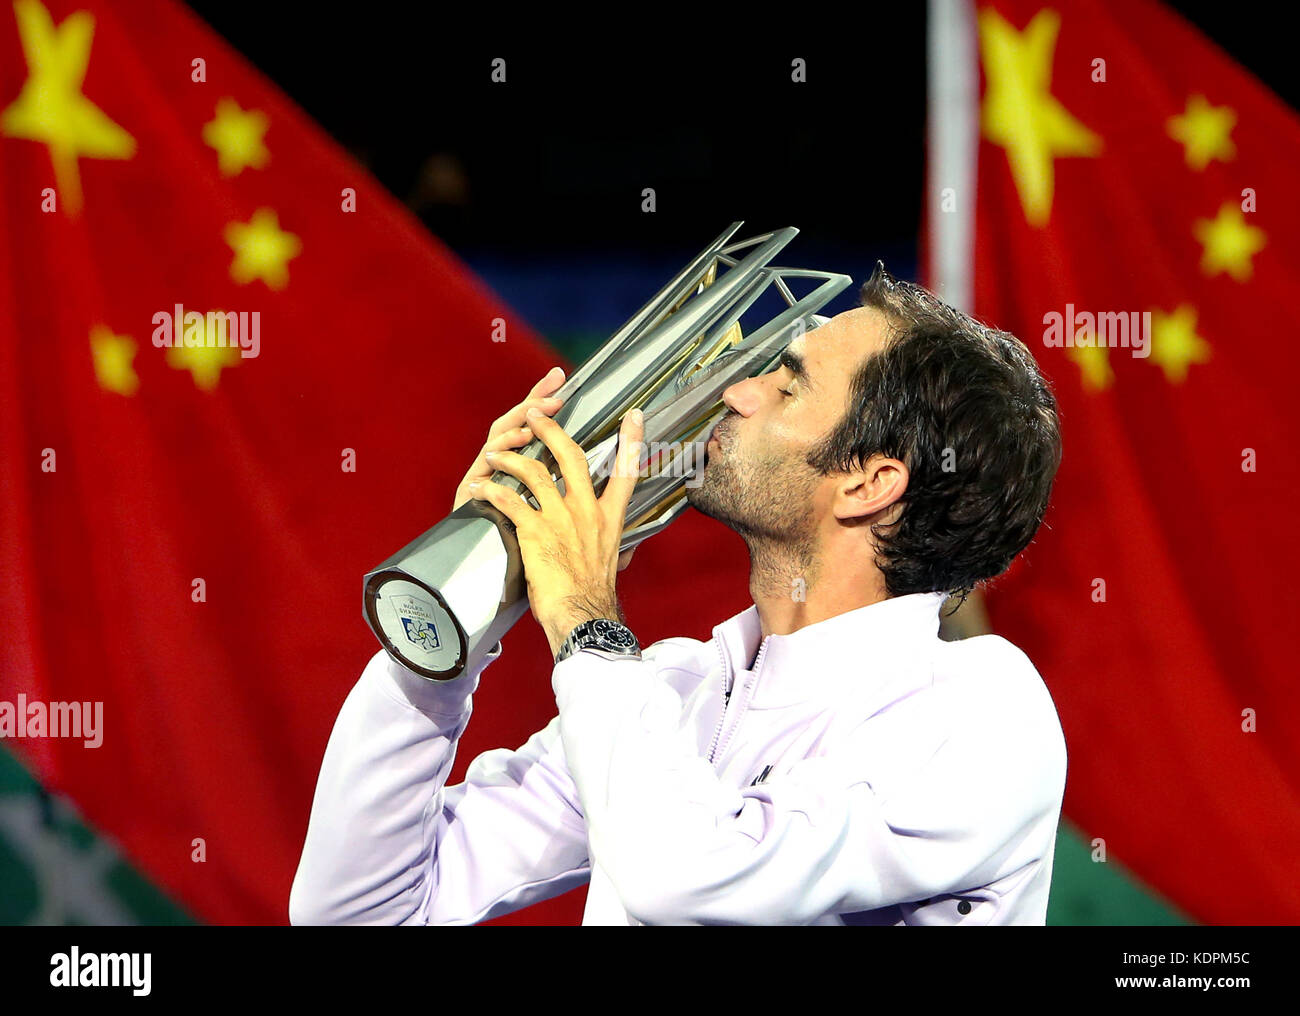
[363,222,851,679]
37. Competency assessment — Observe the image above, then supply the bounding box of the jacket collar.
[710,591,949,708]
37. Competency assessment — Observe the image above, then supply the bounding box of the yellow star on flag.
[1068,336,1113,392]
[166,311,243,391]
[1194,202,1266,281]
[979,8,1102,228]
[1166,95,1236,171]
[89,325,138,396]
[1148,305,1211,384]
[225,208,301,290]
[202,98,270,177]
[0,0,136,216]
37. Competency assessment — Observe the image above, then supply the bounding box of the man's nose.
[722,375,761,417]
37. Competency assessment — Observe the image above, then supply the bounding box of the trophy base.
[362,500,529,681]
[363,571,469,680]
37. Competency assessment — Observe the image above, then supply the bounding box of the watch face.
[568,619,638,660]
[603,625,637,649]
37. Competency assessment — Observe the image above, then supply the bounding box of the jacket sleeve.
[551,649,1066,925]
[289,644,590,925]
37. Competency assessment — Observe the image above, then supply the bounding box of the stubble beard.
[686,437,823,593]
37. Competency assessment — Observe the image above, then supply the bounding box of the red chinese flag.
[0,0,754,924]
[942,0,1300,922]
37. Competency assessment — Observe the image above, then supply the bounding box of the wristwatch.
[553,618,642,664]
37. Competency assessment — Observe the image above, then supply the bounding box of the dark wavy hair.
[805,262,1062,602]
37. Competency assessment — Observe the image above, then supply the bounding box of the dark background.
[183,4,1294,357]
[180,0,1289,361]
[184,4,1292,257]
[183,7,929,265]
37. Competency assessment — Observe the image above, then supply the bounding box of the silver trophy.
[363,222,851,680]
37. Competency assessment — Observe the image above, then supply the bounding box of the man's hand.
[452,367,567,513]
[467,406,645,658]
[454,366,638,573]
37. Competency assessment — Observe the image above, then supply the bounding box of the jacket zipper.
[706,634,771,766]
[704,638,731,764]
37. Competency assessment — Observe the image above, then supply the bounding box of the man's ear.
[832,453,909,521]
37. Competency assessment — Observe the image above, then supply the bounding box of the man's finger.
[526,407,599,513]
[487,395,562,440]
[602,408,644,520]
[467,479,536,530]
[527,365,566,400]
[483,449,566,515]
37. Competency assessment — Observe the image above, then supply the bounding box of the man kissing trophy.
[362,223,851,681]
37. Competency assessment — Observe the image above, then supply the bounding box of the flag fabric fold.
[0,0,577,923]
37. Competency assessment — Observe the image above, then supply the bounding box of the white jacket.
[289,590,1067,925]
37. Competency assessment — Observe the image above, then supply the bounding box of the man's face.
[686,306,891,543]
